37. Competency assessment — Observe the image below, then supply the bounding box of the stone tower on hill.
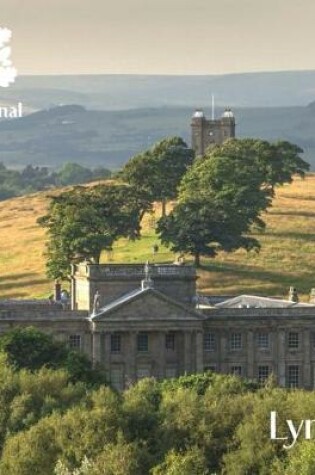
[191,108,236,157]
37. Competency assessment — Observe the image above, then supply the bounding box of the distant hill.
[1,70,315,110]
[0,103,315,169]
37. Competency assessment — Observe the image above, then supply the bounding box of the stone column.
[277,330,286,387]
[247,330,254,379]
[157,332,166,380]
[103,332,111,372]
[70,275,76,310]
[219,332,228,373]
[125,331,137,385]
[92,331,102,366]
[196,331,203,373]
[83,332,93,359]
[184,331,192,374]
[303,329,311,389]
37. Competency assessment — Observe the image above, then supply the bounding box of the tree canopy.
[0,326,104,385]
[210,138,309,191]
[158,138,309,266]
[38,183,151,280]
[56,162,111,186]
[120,137,194,216]
[158,146,271,265]
[0,162,111,201]
[0,365,313,474]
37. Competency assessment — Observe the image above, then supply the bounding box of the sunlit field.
[1,175,315,301]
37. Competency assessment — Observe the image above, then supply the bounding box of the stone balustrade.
[72,263,196,280]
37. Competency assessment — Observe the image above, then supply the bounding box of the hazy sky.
[2,0,315,75]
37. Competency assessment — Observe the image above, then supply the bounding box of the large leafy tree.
[158,138,309,266]
[0,327,67,371]
[120,137,194,216]
[158,150,271,266]
[210,138,309,192]
[38,183,151,280]
[0,327,103,385]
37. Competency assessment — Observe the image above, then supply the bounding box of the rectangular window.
[231,365,242,376]
[69,334,81,349]
[258,365,269,384]
[230,333,242,350]
[165,333,175,350]
[165,367,177,379]
[288,365,299,388]
[137,366,150,380]
[288,332,299,349]
[137,333,148,352]
[205,365,216,372]
[257,333,269,349]
[204,333,216,351]
[111,334,121,353]
[110,367,124,391]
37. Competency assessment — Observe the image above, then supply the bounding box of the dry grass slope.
[1,176,315,301]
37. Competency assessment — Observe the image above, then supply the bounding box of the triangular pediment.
[91,288,204,322]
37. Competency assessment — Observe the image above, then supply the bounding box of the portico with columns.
[90,284,205,390]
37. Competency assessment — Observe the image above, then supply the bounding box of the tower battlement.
[191,108,236,157]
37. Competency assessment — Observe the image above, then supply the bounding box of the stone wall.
[0,300,91,358]
[203,307,315,389]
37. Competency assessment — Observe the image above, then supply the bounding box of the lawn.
[1,176,315,301]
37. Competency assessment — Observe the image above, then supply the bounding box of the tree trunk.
[194,252,200,267]
[93,252,101,264]
[161,200,166,218]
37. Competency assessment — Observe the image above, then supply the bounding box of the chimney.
[288,286,299,303]
[54,281,61,302]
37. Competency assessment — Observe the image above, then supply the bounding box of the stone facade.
[71,263,197,311]
[2,264,315,391]
[203,307,315,390]
[91,288,205,389]
[191,108,236,157]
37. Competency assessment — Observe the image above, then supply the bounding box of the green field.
[1,176,315,301]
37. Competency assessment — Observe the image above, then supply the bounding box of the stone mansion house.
[1,262,315,391]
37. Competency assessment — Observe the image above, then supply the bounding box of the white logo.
[0,28,17,87]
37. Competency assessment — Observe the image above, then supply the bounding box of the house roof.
[214,294,315,309]
[90,285,205,321]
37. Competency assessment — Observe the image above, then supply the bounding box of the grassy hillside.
[1,176,315,301]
